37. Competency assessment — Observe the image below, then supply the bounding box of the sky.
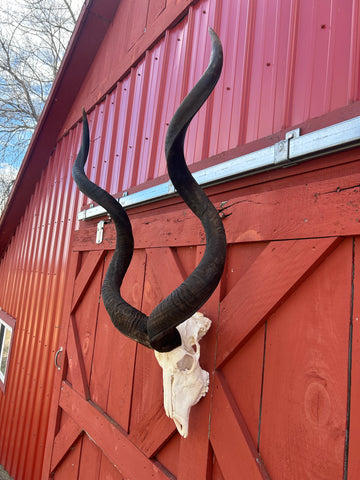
[0,0,84,182]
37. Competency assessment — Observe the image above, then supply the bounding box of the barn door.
[44,235,355,479]
[44,235,221,479]
[210,236,354,479]
[43,166,360,479]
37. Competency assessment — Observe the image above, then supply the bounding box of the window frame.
[0,309,16,393]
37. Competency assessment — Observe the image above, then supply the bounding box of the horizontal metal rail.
[78,115,360,221]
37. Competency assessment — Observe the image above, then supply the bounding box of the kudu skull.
[72,28,226,436]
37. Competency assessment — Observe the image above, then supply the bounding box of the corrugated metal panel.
[71,0,360,199]
[0,130,77,478]
[0,0,360,477]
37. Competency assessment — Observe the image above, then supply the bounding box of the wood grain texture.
[51,436,82,479]
[216,237,342,368]
[66,315,90,399]
[347,237,360,479]
[59,381,171,479]
[128,401,175,457]
[259,239,352,479]
[72,168,360,252]
[71,250,105,312]
[221,324,265,445]
[50,415,82,472]
[210,372,270,480]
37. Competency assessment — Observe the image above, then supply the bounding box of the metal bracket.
[96,220,105,244]
[274,128,301,164]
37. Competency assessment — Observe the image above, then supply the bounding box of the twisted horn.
[72,28,226,352]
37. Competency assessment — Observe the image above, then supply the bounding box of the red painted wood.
[221,324,265,444]
[52,436,82,479]
[176,268,222,480]
[2,0,360,476]
[66,315,90,398]
[59,381,170,479]
[73,161,360,254]
[50,416,82,472]
[99,451,125,479]
[42,250,81,479]
[128,247,186,439]
[71,261,103,384]
[146,247,187,299]
[155,434,181,479]
[210,371,270,480]
[128,402,175,457]
[259,239,352,479]
[211,452,225,480]
[77,435,102,478]
[90,250,143,431]
[129,343,164,431]
[348,237,360,479]
[216,237,342,367]
[71,250,105,312]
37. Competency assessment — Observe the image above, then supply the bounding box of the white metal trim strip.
[78,115,360,221]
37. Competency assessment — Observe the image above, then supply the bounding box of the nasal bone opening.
[177,354,194,371]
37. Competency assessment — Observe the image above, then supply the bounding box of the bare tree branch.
[0,0,82,210]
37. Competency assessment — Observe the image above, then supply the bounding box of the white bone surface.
[154,312,211,438]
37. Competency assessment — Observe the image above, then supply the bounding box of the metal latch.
[274,128,300,164]
[96,220,105,244]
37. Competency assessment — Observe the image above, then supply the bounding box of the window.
[0,309,15,392]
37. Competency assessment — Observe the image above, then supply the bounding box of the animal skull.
[154,312,211,438]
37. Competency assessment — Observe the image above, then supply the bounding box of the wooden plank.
[218,213,268,446]
[89,250,142,431]
[147,247,187,295]
[221,324,266,444]
[66,315,90,399]
[259,239,352,479]
[131,258,222,467]
[347,237,360,479]
[142,246,187,316]
[129,248,183,446]
[50,415,82,472]
[71,258,104,383]
[77,435,102,478]
[129,343,164,436]
[99,451,126,479]
[105,332,137,432]
[128,401,175,457]
[177,264,222,480]
[222,172,360,243]
[42,250,81,480]
[210,371,270,480]
[59,381,170,479]
[216,237,342,368]
[71,250,105,312]
[106,249,148,432]
[51,436,83,479]
[72,169,360,252]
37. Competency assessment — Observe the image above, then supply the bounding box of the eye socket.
[177,354,194,371]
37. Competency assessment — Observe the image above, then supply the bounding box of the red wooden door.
[43,154,360,479]
[44,234,221,479]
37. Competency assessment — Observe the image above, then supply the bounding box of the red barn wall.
[0,0,359,478]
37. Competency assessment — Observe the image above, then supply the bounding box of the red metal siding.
[70,0,360,202]
[0,130,81,478]
[0,0,360,478]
